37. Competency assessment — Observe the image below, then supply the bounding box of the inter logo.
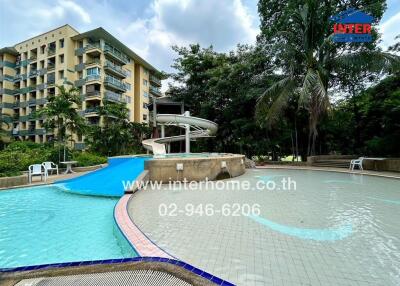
[330,8,374,43]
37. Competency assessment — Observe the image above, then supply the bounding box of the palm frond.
[332,51,400,74]
[256,76,297,127]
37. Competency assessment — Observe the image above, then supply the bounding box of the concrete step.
[312,160,351,169]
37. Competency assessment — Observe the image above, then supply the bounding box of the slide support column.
[184,111,190,153]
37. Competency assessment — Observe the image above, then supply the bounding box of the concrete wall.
[362,158,400,172]
[145,154,246,182]
[307,155,356,165]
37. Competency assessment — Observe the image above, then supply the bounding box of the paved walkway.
[257,165,400,179]
[127,168,400,286]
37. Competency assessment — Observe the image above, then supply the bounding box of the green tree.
[0,113,13,148]
[256,0,398,156]
[85,101,150,156]
[168,44,303,157]
[37,85,86,162]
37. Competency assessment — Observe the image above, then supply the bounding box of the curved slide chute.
[142,113,218,155]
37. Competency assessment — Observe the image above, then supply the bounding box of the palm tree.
[85,101,131,155]
[0,113,13,146]
[36,85,86,162]
[256,0,399,156]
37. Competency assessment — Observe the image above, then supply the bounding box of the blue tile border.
[0,257,235,285]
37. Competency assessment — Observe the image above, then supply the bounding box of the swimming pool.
[0,185,136,269]
[128,168,400,285]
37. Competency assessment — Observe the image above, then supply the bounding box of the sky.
[1,0,399,88]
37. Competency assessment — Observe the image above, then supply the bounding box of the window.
[126,69,132,77]
[125,83,131,91]
[143,91,149,97]
[40,45,45,54]
[143,114,147,121]
[87,67,100,76]
[143,79,148,86]
[59,38,64,48]
[59,54,64,64]
[143,103,147,109]
[126,96,131,103]
[58,70,64,80]
[143,69,148,75]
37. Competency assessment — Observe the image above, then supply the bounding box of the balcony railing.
[85,43,101,52]
[47,63,55,71]
[74,142,86,150]
[104,45,129,64]
[47,48,56,56]
[74,63,85,72]
[85,107,100,115]
[85,59,101,66]
[104,76,127,92]
[104,60,127,78]
[29,69,38,78]
[150,75,162,86]
[84,90,101,100]
[104,90,127,104]
[86,74,101,83]
[37,68,47,76]
[149,85,162,97]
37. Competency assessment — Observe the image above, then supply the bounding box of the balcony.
[29,69,38,78]
[104,60,127,78]
[75,78,86,87]
[85,58,101,67]
[86,74,101,83]
[85,43,102,55]
[36,98,48,105]
[74,63,85,72]
[37,83,47,91]
[74,142,86,150]
[104,76,127,92]
[47,48,56,56]
[84,90,101,101]
[47,63,55,71]
[75,47,85,56]
[150,75,161,86]
[37,68,47,76]
[84,107,100,117]
[15,60,29,68]
[149,85,162,97]
[104,45,129,64]
[104,90,127,104]
[29,54,37,61]
[19,128,46,136]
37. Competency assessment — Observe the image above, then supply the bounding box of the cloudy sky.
[1,0,399,77]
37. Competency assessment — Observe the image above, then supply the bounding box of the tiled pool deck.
[126,168,400,286]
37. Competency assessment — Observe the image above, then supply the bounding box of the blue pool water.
[57,157,148,196]
[0,185,136,268]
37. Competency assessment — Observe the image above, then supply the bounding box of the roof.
[71,27,160,73]
[330,8,374,24]
[13,24,80,46]
[0,46,18,55]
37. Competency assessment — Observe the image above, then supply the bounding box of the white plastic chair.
[350,157,364,170]
[42,161,59,177]
[28,164,46,183]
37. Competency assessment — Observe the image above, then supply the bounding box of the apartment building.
[0,25,162,149]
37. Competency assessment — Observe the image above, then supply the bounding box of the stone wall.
[145,154,246,182]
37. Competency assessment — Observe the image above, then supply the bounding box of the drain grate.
[15,270,194,286]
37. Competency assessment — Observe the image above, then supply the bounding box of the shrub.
[72,152,107,167]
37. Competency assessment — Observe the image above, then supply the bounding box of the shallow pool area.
[0,185,136,269]
[128,168,400,285]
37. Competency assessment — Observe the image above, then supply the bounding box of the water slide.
[142,113,218,155]
[56,157,147,197]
